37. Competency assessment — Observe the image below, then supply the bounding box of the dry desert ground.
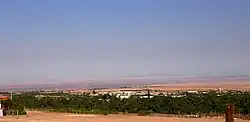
[0,111,250,122]
[94,82,250,92]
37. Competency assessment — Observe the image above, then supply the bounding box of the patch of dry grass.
[0,111,250,122]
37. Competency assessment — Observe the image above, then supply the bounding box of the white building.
[187,91,198,94]
[119,95,130,99]
[140,95,154,99]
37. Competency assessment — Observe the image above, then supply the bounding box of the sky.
[0,0,250,84]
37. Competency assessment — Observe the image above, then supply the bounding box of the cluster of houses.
[87,89,209,99]
[84,88,247,99]
[22,87,250,100]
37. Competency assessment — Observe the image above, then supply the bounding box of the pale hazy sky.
[0,0,250,84]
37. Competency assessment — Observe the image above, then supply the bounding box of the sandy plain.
[0,111,250,122]
[93,82,250,93]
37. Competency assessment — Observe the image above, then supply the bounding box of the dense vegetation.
[3,91,250,117]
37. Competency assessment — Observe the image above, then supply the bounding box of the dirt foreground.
[0,111,250,122]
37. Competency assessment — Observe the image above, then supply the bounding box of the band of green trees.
[3,91,250,117]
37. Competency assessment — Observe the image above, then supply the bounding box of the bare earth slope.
[0,111,249,122]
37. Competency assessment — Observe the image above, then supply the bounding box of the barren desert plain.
[94,81,250,93]
[0,111,250,122]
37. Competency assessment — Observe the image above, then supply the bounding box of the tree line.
[3,91,250,116]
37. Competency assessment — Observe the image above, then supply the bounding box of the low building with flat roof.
[0,96,10,116]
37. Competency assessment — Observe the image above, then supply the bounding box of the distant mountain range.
[1,75,250,92]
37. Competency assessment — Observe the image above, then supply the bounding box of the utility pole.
[147,89,150,99]
[147,85,150,99]
[10,92,12,101]
[225,104,234,122]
